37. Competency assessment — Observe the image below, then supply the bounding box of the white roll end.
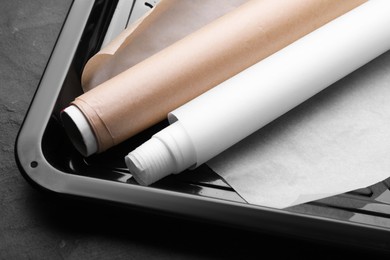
[61,105,98,157]
[125,137,176,186]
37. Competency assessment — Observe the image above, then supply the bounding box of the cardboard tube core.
[61,105,98,157]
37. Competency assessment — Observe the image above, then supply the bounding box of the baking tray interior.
[17,0,390,252]
[45,0,390,226]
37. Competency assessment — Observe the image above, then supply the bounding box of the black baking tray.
[15,0,390,253]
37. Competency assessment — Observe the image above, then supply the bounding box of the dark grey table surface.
[1,0,388,259]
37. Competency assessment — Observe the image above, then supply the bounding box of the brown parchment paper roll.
[72,0,366,153]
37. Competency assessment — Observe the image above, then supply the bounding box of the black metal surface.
[73,0,120,75]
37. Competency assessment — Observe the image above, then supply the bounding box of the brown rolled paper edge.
[61,99,115,156]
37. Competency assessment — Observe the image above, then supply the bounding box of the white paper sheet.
[208,50,390,208]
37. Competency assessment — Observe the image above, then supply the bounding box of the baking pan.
[15,0,390,253]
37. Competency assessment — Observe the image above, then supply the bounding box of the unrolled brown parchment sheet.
[82,0,248,90]
[72,0,366,153]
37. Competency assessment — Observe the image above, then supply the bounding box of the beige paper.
[82,0,247,91]
[73,0,366,153]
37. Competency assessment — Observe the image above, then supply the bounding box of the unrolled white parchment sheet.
[208,51,390,208]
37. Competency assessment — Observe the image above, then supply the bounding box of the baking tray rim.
[13,0,390,252]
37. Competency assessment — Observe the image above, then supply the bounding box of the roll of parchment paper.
[63,0,366,156]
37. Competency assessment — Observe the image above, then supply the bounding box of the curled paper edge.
[81,0,174,90]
